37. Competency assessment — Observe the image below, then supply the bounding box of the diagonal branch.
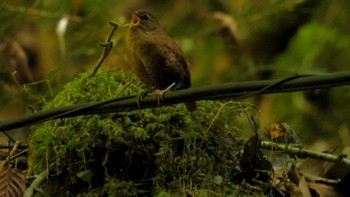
[89,21,119,77]
[1,71,350,131]
[260,140,350,166]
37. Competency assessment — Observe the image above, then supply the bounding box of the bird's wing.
[162,40,190,72]
[159,40,191,89]
[134,37,191,90]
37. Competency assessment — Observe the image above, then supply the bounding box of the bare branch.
[260,141,350,166]
[89,21,119,78]
[1,71,350,131]
[23,170,48,197]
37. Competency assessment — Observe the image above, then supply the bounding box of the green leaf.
[76,170,92,183]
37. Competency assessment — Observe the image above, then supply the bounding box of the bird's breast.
[127,30,191,90]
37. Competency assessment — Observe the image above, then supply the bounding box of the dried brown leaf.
[309,182,341,197]
[298,176,312,197]
[297,158,333,177]
[0,166,26,197]
[288,164,301,185]
[285,181,303,197]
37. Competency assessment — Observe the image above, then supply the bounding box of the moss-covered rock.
[29,68,256,196]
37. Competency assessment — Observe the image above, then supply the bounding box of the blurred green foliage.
[1,0,350,151]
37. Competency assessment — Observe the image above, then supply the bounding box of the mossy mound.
[29,68,255,196]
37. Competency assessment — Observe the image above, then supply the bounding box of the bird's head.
[128,10,161,32]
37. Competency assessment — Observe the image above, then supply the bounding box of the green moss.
[29,68,261,196]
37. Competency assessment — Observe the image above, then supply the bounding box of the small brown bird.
[126,10,196,110]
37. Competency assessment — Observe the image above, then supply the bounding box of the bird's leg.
[136,92,148,107]
[156,82,176,105]
[136,86,155,107]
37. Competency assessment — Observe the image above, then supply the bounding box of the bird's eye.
[142,14,149,20]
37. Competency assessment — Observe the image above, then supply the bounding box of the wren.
[126,10,196,110]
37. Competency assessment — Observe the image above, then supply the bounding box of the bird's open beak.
[131,12,140,25]
[125,9,141,27]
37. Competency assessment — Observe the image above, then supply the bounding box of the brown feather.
[127,10,196,110]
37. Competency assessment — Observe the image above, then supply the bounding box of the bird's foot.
[136,92,148,107]
[156,82,176,105]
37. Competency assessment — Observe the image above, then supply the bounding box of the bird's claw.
[136,92,148,107]
[156,82,176,106]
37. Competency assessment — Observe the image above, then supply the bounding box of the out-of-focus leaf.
[284,181,303,197]
[297,158,333,177]
[0,166,26,197]
[298,176,312,197]
[308,182,341,197]
[76,169,92,183]
[238,134,273,183]
[288,164,301,186]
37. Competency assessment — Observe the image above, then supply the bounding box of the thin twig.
[0,143,28,149]
[206,102,228,133]
[23,170,49,197]
[2,131,16,143]
[260,141,350,166]
[89,21,119,78]
[1,141,20,166]
[9,149,28,160]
